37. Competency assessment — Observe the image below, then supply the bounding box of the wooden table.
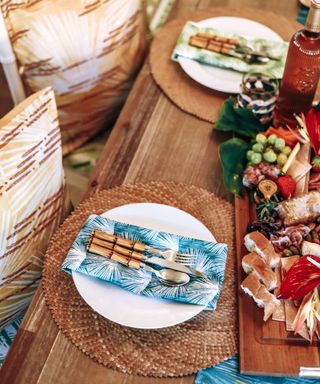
[0,1,301,383]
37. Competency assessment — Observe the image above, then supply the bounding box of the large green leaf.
[214,97,268,138]
[219,138,250,197]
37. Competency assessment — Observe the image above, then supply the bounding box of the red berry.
[277,175,296,200]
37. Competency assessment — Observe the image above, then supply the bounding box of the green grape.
[267,134,277,145]
[247,162,254,167]
[256,133,267,145]
[282,146,292,156]
[263,150,277,163]
[277,153,288,166]
[252,143,264,153]
[264,146,273,152]
[246,150,254,160]
[274,138,286,151]
[251,153,262,165]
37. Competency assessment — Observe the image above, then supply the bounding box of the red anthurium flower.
[305,107,320,155]
[278,255,320,301]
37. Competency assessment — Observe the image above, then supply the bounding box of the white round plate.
[178,16,283,94]
[72,203,216,329]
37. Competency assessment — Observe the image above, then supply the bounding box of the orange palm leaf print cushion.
[0,88,67,329]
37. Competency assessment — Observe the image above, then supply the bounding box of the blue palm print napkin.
[61,214,228,308]
[0,313,24,367]
[196,354,316,384]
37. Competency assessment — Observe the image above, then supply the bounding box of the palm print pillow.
[0,88,67,329]
[1,0,147,154]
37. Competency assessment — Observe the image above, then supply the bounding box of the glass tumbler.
[237,72,279,124]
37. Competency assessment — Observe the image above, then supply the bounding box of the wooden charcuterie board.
[235,193,320,377]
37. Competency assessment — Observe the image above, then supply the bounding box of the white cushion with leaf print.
[0,87,67,329]
[2,0,147,154]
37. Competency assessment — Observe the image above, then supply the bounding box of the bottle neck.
[305,3,320,33]
[302,29,320,38]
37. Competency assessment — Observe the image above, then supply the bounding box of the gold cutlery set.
[88,231,206,286]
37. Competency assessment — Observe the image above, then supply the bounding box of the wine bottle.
[273,0,320,128]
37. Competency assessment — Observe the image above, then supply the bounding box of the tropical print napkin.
[0,313,23,367]
[172,22,288,78]
[196,354,316,384]
[61,214,228,309]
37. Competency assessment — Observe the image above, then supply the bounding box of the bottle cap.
[257,179,278,200]
[312,0,320,9]
[306,1,320,32]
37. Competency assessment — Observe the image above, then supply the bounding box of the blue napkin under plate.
[196,354,317,384]
[61,214,228,309]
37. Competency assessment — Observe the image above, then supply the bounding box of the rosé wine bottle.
[273,0,320,128]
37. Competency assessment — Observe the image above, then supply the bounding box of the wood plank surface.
[0,1,305,383]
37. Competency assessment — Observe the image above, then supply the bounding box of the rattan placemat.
[42,181,237,377]
[149,7,299,123]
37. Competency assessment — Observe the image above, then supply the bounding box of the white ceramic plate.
[72,203,216,329]
[178,17,283,94]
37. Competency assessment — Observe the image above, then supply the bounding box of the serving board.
[235,193,320,377]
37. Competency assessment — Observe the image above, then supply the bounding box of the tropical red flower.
[304,107,320,155]
[279,255,320,301]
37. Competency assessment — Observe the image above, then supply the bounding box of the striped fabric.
[0,88,67,330]
[1,0,146,154]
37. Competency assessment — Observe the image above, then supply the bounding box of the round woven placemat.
[42,181,237,377]
[149,7,299,123]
